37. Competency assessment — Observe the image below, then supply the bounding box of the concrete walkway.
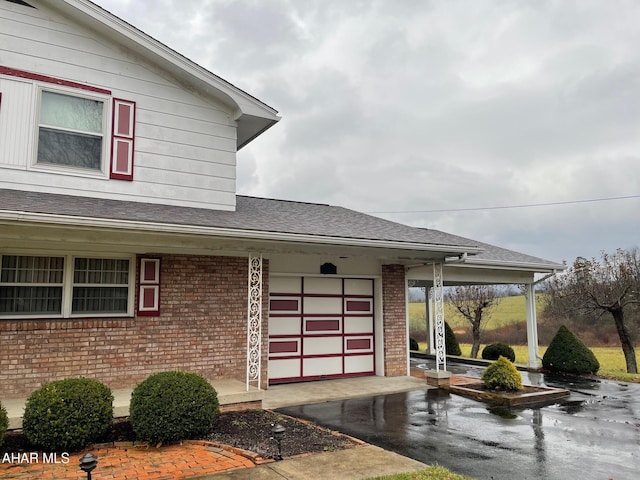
[263,374,430,409]
[194,445,429,480]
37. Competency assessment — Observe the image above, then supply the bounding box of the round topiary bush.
[409,337,419,351]
[481,356,523,392]
[445,321,462,356]
[0,401,9,448]
[482,342,516,362]
[542,325,600,375]
[129,371,219,445]
[22,378,113,452]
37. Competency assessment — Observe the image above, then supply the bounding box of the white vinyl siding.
[0,77,33,168]
[0,0,238,210]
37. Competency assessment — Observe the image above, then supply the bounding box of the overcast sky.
[97,0,639,264]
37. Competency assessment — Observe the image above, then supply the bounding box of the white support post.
[525,282,541,370]
[433,263,446,372]
[246,255,263,390]
[427,287,435,355]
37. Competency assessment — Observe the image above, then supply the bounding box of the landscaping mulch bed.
[1,410,359,460]
[205,409,359,458]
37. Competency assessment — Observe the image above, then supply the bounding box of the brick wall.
[381,264,407,376]
[0,254,267,398]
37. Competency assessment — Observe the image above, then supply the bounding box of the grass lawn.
[416,342,640,383]
[409,296,545,331]
[366,465,472,480]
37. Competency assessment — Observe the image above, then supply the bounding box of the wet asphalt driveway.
[277,359,640,480]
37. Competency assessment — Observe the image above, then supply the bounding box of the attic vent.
[4,0,34,7]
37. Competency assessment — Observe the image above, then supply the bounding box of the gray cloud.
[99,0,640,263]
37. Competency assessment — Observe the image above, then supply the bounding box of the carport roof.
[0,188,563,270]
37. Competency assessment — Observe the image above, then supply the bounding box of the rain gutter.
[0,210,485,255]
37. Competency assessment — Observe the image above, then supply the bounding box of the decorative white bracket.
[432,262,446,372]
[246,255,262,390]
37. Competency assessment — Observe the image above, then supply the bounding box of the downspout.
[444,252,468,264]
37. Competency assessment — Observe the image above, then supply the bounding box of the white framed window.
[0,255,65,316]
[72,258,130,315]
[0,254,134,318]
[34,87,109,176]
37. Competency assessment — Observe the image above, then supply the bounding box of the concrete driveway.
[278,359,640,480]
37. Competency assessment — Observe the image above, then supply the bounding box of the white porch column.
[427,287,435,355]
[433,263,446,372]
[524,282,541,370]
[246,255,263,390]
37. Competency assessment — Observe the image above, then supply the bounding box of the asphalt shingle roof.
[0,188,563,269]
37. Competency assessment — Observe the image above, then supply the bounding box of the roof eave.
[453,257,566,273]
[0,210,484,256]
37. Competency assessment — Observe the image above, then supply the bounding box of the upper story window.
[36,90,106,172]
[1,65,136,180]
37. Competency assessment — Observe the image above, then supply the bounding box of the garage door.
[268,276,375,384]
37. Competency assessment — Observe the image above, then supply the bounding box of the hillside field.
[409,294,545,332]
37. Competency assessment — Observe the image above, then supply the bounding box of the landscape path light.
[79,452,98,480]
[271,423,286,461]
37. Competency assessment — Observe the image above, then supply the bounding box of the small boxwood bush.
[482,342,516,362]
[0,401,8,447]
[445,321,462,356]
[409,337,419,351]
[481,356,523,392]
[129,371,219,445]
[22,378,113,452]
[542,325,600,375]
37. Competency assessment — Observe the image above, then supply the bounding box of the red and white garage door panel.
[268,277,374,384]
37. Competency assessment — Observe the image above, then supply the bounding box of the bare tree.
[544,248,639,374]
[445,285,501,358]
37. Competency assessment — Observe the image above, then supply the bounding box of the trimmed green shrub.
[0,401,8,447]
[130,371,219,445]
[482,356,523,392]
[543,325,600,374]
[22,378,113,452]
[482,342,516,362]
[445,321,462,356]
[409,337,419,351]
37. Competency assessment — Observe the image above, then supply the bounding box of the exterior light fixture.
[271,423,286,461]
[79,452,98,479]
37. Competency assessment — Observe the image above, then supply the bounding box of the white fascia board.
[453,258,566,273]
[62,0,279,120]
[0,210,483,255]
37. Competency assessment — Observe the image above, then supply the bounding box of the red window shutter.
[110,98,136,180]
[138,258,160,315]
